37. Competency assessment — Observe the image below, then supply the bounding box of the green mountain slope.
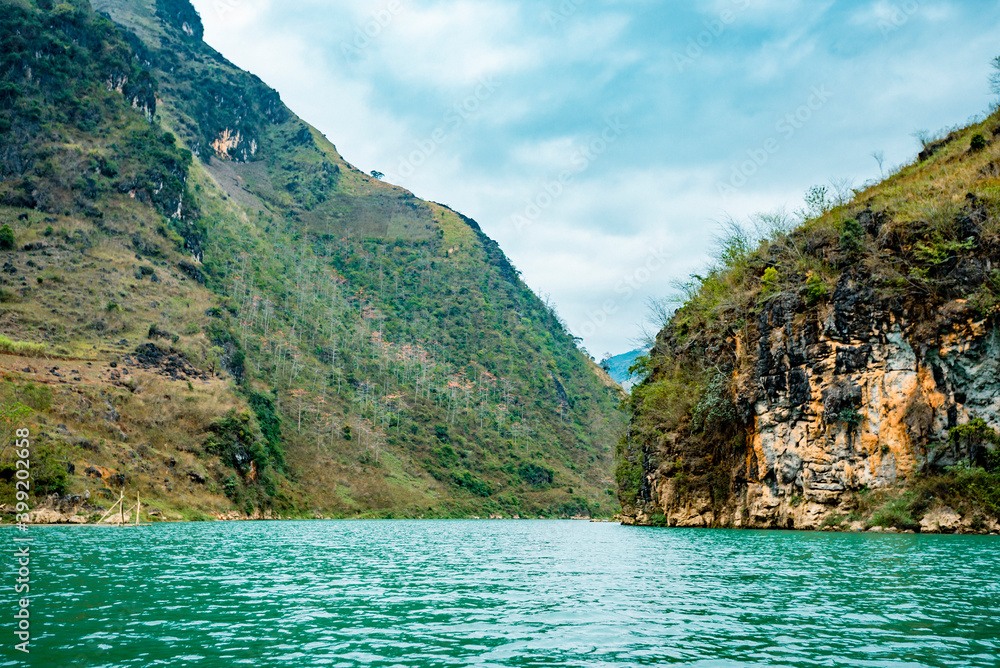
[0,0,624,521]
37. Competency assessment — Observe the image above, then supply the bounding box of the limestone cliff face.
[626,287,999,529]
[619,197,1000,530]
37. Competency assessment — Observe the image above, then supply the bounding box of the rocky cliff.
[619,123,1000,533]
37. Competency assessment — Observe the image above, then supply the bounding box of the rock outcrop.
[620,191,1000,532]
[21,494,107,524]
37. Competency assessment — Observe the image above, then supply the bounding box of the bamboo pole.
[96,498,119,524]
[119,489,125,527]
[135,493,140,527]
[96,492,123,524]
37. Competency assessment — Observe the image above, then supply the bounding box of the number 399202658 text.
[14,428,32,528]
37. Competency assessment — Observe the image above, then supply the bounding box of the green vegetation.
[0,223,14,249]
[838,218,865,257]
[838,409,863,429]
[868,494,919,530]
[247,391,284,470]
[0,335,46,357]
[0,0,623,521]
[517,462,554,486]
[761,267,780,296]
[204,410,278,510]
[614,454,643,505]
[852,463,1000,530]
[949,418,1000,469]
[803,272,828,305]
[452,470,491,497]
[618,55,1000,523]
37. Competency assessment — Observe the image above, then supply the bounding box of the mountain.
[618,115,1000,533]
[601,349,643,392]
[0,0,624,521]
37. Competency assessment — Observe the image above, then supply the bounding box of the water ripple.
[3,522,998,667]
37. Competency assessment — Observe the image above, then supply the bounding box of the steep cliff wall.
[634,288,998,531]
[619,121,1000,532]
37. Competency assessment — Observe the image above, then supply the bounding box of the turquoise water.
[4,521,999,667]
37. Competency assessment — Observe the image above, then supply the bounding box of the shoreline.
[4,516,998,535]
[1,514,615,526]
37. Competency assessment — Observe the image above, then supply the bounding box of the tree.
[0,223,15,251]
[839,218,865,258]
[645,296,675,330]
[370,170,384,180]
[830,177,855,207]
[991,55,1000,98]
[0,403,31,460]
[798,185,831,220]
[949,418,1000,468]
[871,150,886,178]
[912,129,933,151]
[289,388,308,433]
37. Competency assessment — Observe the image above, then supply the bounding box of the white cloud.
[378,1,536,88]
[849,0,955,27]
[190,0,1000,355]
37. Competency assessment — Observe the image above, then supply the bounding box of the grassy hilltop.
[619,98,1000,532]
[0,0,624,521]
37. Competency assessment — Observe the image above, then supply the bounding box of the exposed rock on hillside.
[0,0,623,521]
[619,124,1000,533]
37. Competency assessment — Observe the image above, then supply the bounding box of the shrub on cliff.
[246,391,284,471]
[690,372,737,433]
[949,466,1000,516]
[0,442,67,497]
[803,272,828,305]
[839,218,865,258]
[204,410,271,477]
[453,470,491,497]
[949,419,1000,469]
[761,267,780,296]
[204,409,279,512]
[913,464,1000,519]
[0,224,14,250]
[868,494,919,530]
[627,358,700,437]
[614,454,643,505]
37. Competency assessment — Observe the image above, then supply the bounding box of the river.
[5,521,998,666]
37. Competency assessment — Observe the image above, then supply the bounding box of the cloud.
[849,0,955,28]
[191,0,1000,354]
[378,1,536,88]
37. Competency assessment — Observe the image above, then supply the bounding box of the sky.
[191,0,1000,358]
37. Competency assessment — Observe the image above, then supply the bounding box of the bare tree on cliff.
[991,55,1000,99]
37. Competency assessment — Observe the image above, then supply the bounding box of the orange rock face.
[623,272,1000,530]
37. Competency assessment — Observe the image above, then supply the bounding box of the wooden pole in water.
[135,492,140,527]
[119,489,125,526]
